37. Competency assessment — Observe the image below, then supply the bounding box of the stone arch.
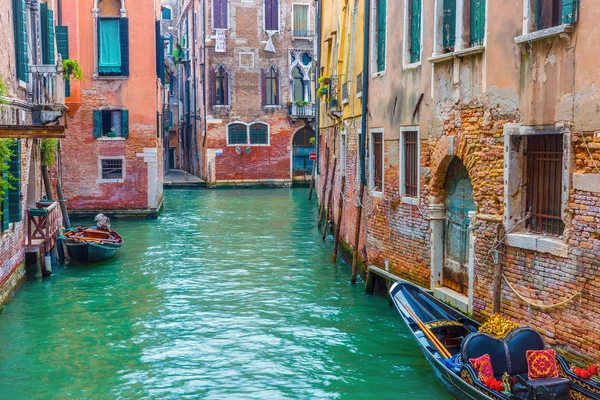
[96,0,125,16]
[290,126,315,181]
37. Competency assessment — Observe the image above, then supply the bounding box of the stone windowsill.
[428,45,485,64]
[371,190,383,199]
[291,36,313,41]
[93,75,129,81]
[514,24,573,45]
[371,71,385,78]
[403,61,422,70]
[96,178,124,184]
[402,196,418,205]
[97,136,126,141]
[505,232,568,258]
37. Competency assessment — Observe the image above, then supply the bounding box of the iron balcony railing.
[291,29,313,38]
[30,64,65,108]
[288,103,317,119]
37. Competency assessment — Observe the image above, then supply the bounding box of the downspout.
[201,0,207,150]
[359,0,370,186]
[191,1,200,176]
[315,0,322,174]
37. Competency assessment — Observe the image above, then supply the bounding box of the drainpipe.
[191,1,200,176]
[315,0,322,174]
[359,0,370,186]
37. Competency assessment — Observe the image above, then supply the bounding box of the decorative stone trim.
[514,24,573,45]
[505,233,569,258]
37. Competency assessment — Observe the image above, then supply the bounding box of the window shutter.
[55,26,69,59]
[265,0,279,31]
[409,0,421,63]
[41,3,49,63]
[121,110,129,138]
[47,9,55,65]
[469,0,485,46]
[8,140,21,223]
[442,0,456,52]
[155,21,165,83]
[1,196,9,231]
[261,69,267,106]
[13,0,28,82]
[210,68,216,106]
[120,18,130,76]
[221,0,228,29]
[223,70,229,105]
[214,0,228,29]
[562,0,577,24]
[275,69,280,105]
[376,0,386,71]
[93,110,103,137]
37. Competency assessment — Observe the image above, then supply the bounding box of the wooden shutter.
[265,0,279,31]
[56,26,70,96]
[409,0,421,63]
[376,0,386,71]
[121,110,129,138]
[223,70,229,105]
[562,0,578,24]
[155,21,165,83]
[13,0,28,82]
[214,0,228,29]
[47,9,55,64]
[93,110,103,137]
[8,140,21,223]
[1,195,8,231]
[261,69,267,106]
[470,0,485,46]
[442,0,456,52]
[120,18,130,76]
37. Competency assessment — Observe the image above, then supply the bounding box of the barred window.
[403,131,418,198]
[101,158,123,180]
[370,130,383,192]
[228,123,247,145]
[249,123,268,145]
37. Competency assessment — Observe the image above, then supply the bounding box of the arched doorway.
[443,157,476,295]
[292,127,315,182]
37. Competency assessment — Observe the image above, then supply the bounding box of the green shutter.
[40,4,55,64]
[562,0,577,25]
[120,18,130,77]
[442,0,456,52]
[8,140,21,223]
[168,109,173,128]
[93,110,103,137]
[13,0,28,82]
[121,110,129,138]
[1,196,9,231]
[47,9,55,64]
[376,0,386,72]
[56,26,70,96]
[156,21,165,83]
[409,0,421,63]
[470,0,485,46]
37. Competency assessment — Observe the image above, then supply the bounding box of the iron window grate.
[101,159,123,179]
[404,131,418,198]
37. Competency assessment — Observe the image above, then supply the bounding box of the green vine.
[0,75,9,105]
[41,138,58,167]
[173,45,183,65]
[62,59,84,81]
[0,139,17,213]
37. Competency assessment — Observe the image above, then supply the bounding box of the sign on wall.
[215,30,226,53]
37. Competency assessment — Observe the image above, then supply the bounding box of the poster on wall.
[215,30,226,53]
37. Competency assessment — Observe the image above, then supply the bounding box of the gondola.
[389,281,600,400]
[62,227,124,264]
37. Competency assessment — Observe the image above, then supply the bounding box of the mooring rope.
[502,274,581,310]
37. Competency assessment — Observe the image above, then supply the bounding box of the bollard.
[44,253,52,274]
[184,171,189,182]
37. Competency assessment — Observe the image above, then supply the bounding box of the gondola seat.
[461,328,570,399]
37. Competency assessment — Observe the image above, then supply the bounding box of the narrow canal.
[0,189,451,399]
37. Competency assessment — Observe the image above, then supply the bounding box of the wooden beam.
[0,125,66,138]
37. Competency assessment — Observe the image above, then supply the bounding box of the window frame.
[400,127,420,205]
[161,6,172,20]
[215,65,228,106]
[97,156,125,184]
[291,3,310,38]
[97,16,124,77]
[369,128,384,197]
[403,0,423,68]
[432,0,487,57]
[226,122,271,147]
[264,0,281,32]
[519,0,577,37]
[212,0,230,30]
[264,66,279,106]
[371,0,387,77]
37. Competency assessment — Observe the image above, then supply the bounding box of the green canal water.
[0,189,452,399]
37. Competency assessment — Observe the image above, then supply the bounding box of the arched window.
[264,66,278,106]
[162,7,172,20]
[249,123,269,145]
[214,66,228,106]
[228,123,247,145]
[292,66,305,103]
[164,34,172,55]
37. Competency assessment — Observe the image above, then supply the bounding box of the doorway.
[292,127,315,181]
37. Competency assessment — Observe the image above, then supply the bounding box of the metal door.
[443,157,475,294]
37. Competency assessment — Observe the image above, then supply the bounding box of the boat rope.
[502,274,581,310]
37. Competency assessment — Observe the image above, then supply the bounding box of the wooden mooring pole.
[317,148,330,229]
[308,164,316,201]
[322,158,337,241]
[332,176,346,263]
[492,225,505,314]
[351,181,365,284]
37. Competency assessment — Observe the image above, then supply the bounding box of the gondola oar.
[398,297,453,359]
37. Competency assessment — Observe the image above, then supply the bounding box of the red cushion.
[526,349,559,380]
[469,353,495,382]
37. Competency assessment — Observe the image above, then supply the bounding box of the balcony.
[26,201,62,254]
[30,64,65,111]
[291,30,313,40]
[288,103,316,122]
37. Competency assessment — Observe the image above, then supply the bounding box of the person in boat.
[94,214,111,232]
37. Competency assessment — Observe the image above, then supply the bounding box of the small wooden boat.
[389,281,600,400]
[62,227,123,264]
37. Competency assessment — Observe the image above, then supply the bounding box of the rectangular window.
[369,130,383,193]
[264,0,279,31]
[213,0,229,29]
[228,124,248,144]
[373,0,387,73]
[101,158,124,180]
[249,124,269,145]
[525,134,564,235]
[408,0,421,64]
[292,4,309,37]
[402,130,419,199]
[93,110,129,138]
[13,0,28,83]
[99,18,122,75]
[40,3,56,65]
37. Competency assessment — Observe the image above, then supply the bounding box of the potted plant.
[317,87,328,96]
[62,59,83,81]
[318,76,331,86]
